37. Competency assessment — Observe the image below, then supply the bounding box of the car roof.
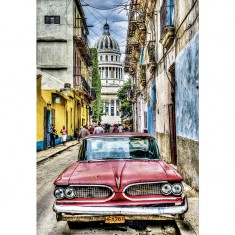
[84,132,154,139]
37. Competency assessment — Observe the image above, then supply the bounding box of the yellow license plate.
[105,216,125,224]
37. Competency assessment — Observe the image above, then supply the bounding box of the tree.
[90,48,102,122]
[117,78,132,118]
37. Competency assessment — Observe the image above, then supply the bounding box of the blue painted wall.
[148,82,156,136]
[175,32,199,141]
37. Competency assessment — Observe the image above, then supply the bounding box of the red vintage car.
[53,132,188,229]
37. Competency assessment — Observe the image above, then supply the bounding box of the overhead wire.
[81,0,121,10]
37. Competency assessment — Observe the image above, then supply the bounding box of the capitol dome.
[95,24,121,54]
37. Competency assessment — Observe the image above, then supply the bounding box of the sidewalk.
[37,140,79,163]
[37,143,198,234]
[170,165,199,235]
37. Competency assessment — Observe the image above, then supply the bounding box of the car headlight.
[161,183,172,195]
[54,187,65,200]
[172,183,183,195]
[65,187,76,199]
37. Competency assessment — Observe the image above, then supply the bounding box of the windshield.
[82,137,160,161]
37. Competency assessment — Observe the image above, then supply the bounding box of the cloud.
[82,0,129,61]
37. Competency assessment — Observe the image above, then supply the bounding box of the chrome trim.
[161,183,172,196]
[62,184,115,203]
[123,181,168,192]
[53,195,188,216]
[123,181,168,201]
[54,187,65,200]
[65,187,76,199]
[171,183,183,196]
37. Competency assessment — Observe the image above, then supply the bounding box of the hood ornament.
[115,177,121,190]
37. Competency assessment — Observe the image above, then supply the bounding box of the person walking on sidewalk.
[88,124,94,134]
[78,125,90,142]
[93,122,105,134]
[49,124,57,148]
[60,125,68,146]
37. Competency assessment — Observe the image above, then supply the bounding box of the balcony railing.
[160,0,175,48]
[73,72,96,100]
[90,87,96,100]
[74,30,92,66]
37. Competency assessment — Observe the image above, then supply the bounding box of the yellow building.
[36,0,95,151]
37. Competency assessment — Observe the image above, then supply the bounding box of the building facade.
[95,24,125,125]
[36,0,95,151]
[125,0,199,190]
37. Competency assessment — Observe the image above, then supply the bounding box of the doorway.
[168,64,177,165]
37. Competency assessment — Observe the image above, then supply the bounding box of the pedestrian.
[110,124,114,133]
[78,125,90,141]
[49,124,57,148]
[113,124,119,133]
[89,124,94,134]
[93,122,105,134]
[118,124,123,133]
[74,128,79,142]
[60,125,68,146]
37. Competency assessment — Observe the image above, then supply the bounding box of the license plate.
[105,216,125,224]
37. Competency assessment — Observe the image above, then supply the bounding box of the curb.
[37,142,79,164]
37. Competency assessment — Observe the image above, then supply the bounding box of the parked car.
[53,132,188,229]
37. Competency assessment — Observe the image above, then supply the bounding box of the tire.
[67,221,80,229]
[178,214,185,220]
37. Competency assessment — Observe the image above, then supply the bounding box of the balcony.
[139,65,146,87]
[74,30,92,66]
[159,0,175,49]
[90,88,96,100]
[73,74,89,94]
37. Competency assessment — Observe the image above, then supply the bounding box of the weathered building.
[36,0,95,150]
[94,24,125,125]
[125,0,199,190]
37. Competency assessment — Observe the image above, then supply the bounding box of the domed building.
[95,23,125,125]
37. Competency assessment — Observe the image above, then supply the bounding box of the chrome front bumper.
[53,196,188,221]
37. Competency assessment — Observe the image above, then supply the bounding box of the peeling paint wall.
[175,32,199,190]
[175,32,199,141]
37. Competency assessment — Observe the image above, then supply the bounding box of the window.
[111,107,114,116]
[160,0,174,37]
[105,55,108,61]
[83,137,160,161]
[51,109,55,125]
[111,56,113,61]
[44,16,60,24]
[100,56,102,61]
[105,107,109,114]
[144,111,147,129]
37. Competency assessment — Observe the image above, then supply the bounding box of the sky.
[81,0,130,62]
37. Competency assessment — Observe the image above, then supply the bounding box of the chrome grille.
[75,186,113,198]
[125,183,162,196]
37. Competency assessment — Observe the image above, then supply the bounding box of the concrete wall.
[37,0,74,86]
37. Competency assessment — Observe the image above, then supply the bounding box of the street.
[37,144,181,235]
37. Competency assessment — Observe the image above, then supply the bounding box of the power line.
[81,0,121,11]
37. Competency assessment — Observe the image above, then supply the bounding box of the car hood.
[54,160,183,191]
